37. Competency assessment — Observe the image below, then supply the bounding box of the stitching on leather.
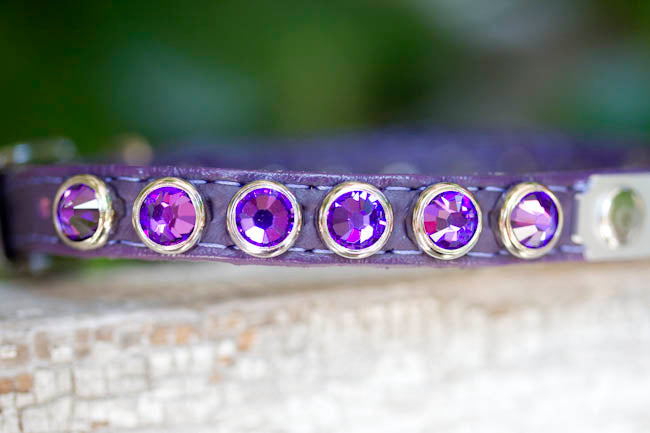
[384,186,413,191]
[15,175,581,193]
[466,251,497,258]
[390,249,422,255]
[115,176,149,182]
[213,180,242,187]
[482,186,506,192]
[19,234,584,257]
[108,239,147,248]
[195,242,227,249]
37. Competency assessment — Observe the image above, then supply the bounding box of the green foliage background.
[2,0,650,156]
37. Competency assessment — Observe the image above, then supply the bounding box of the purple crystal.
[56,183,100,241]
[139,187,197,246]
[423,191,479,250]
[235,188,295,247]
[510,191,559,248]
[326,190,388,250]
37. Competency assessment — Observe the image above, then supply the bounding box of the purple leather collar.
[2,131,649,267]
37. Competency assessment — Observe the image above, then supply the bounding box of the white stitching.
[14,175,585,194]
[467,251,497,258]
[311,249,335,254]
[198,242,228,249]
[483,186,506,192]
[18,234,585,258]
[285,183,311,190]
[548,185,569,192]
[384,186,413,191]
[115,176,147,182]
[213,180,242,187]
[389,249,422,255]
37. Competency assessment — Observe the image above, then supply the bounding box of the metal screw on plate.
[599,188,646,249]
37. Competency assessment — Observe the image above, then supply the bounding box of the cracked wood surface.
[1,261,650,433]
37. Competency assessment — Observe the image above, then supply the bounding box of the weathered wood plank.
[1,261,649,433]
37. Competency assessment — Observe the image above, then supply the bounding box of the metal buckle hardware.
[574,173,650,261]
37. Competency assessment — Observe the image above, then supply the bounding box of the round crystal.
[326,190,388,250]
[510,191,559,248]
[423,191,479,250]
[56,183,100,241]
[139,186,197,246]
[235,187,295,247]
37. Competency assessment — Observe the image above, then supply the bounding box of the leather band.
[2,131,649,267]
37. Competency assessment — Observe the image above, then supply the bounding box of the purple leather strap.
[2,131,649,267]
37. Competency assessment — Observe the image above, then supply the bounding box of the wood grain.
[1,261,649,432]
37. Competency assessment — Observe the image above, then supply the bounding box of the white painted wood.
[1,261,649,433]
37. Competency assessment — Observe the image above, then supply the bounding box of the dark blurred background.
[2,0,650,157]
